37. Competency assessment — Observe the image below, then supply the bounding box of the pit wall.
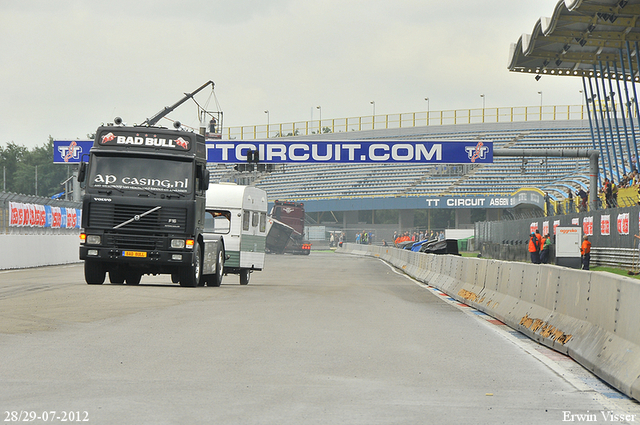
[336,243,640,402]
[0,234,81,270]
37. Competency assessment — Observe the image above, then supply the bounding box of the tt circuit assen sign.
[206,140,492,164]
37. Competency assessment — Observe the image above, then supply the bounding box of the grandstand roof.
[508,0,640,80]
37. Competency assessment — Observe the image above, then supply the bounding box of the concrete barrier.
[337,243,640,402]
[0,234,81,270]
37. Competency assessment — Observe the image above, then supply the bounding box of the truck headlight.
[86,235,102,245]
[171,239,185,249]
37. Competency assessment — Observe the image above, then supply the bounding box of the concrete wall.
[0,234,81,270]
[337,243,640,403]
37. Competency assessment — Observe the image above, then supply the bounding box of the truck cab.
[78,125,224,287]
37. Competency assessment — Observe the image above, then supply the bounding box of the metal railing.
[592,247,638,269]
[225,105,588,140]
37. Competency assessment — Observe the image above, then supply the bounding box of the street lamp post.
[316,106,322,134]
[425,97,429,125]
[538,91,543,119]
[480,94,485,122]
[370,101,375,129]
[264,110,269,138]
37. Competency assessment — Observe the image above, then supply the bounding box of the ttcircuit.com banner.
[205,140,493,164]
[53,140,493,165]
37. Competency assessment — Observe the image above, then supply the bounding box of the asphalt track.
[1,252,639,424]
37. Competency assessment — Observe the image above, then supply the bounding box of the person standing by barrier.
[540,234,551,264]
[529,232,541,264]
[580,235,592,270]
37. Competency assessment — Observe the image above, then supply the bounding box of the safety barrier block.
[553,266,590,320]
[586,272,619,334]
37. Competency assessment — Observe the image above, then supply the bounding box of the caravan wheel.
[240,269,250,285]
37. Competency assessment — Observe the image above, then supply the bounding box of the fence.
[225,105,587,140]
[0,192,82,235]
[476,204,640,268]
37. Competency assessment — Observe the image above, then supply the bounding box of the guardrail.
[225,105,587,140]
[336,243,640,402]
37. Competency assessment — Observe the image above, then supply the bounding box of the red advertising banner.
[617,213,630,235]
[600,214,610,236]
[583,216,593,236]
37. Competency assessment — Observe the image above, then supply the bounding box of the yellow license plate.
[123,251,147,258]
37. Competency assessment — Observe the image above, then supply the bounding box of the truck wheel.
[85,261,105,285]
[240,269,250,285]
[207,245,224,287]
[109,269,125,284]
[180,243,202,287]
[125,272,141,285]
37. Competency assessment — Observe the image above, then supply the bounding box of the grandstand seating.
[208,121,620,202]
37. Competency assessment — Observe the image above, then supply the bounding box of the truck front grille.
[104,233,165,250]
[88,204,188,233]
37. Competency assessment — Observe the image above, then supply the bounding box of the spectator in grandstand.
[544,192,554,216]
[580,235,592,270]
[355,233,361,244]
[577,188,588,211]
[603,178,614,208]
[382,239,388,247]
[567,189,574,213]
[528,232,541,264]
[438,231,445,241]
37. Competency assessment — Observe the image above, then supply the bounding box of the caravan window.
[259,212,266,233]
[243,211,250,231]
[205,210,231,234]
[252,211,259,228]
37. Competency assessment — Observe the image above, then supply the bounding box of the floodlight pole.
[494,149,600,211]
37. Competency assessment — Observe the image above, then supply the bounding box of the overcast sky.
[0,0,579,148]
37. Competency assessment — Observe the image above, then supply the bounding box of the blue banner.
[53,140,93,164]
[206,140,492,164]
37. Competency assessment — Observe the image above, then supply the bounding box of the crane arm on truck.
[142,80,214,127]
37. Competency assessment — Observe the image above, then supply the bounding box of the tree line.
[0,138,72,198]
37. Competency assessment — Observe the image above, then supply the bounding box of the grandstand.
[210,119,593,201]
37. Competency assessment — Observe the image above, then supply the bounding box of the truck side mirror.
[201,168,210,191]
[77,162,87,183]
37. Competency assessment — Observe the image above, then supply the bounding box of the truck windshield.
[88,156,192,194]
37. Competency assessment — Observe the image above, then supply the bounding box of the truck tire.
[125,272,141,285]
[180,243,202,287]
[207,245,224,287]
[85,261,105,285]
[239,269,250,285]
[109,269,125,284]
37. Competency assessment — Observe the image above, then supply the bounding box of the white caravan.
[204,183,268,285]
